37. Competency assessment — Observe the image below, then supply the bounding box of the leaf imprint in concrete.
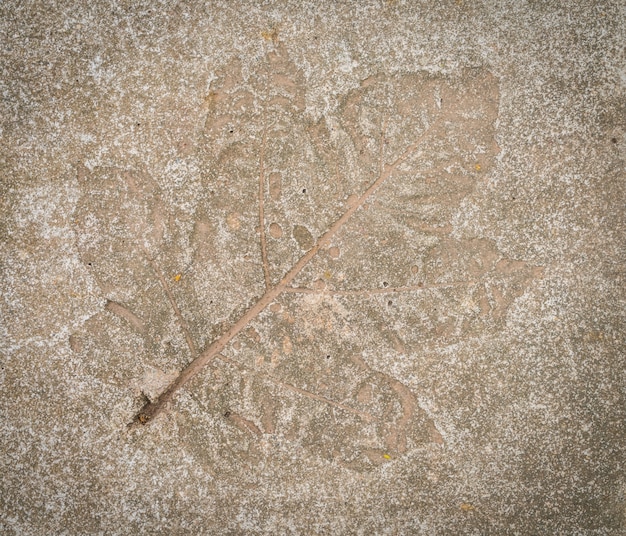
[74,42,542,469]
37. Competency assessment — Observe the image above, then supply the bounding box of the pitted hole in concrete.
[382,281,389,287]
[269,222,283,238]
[387,300,393,306]
[326,354,331,360]
[328,246,340,259]
[302,188,307,194]
[611,137,617,143]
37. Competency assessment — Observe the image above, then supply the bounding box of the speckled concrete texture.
[1,1,625,534]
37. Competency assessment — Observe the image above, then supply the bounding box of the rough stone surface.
[1,1,625,534]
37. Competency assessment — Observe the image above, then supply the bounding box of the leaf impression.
[74,43,541,466]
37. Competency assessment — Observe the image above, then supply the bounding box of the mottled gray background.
[1,1,625,534]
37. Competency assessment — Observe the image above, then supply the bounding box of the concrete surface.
[1,1,625,534]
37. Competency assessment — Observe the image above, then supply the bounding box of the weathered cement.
[1,1,624,534]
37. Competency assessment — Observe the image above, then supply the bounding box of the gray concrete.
[1,1,625,534]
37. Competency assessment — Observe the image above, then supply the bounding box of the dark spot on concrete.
[292,224,314,250]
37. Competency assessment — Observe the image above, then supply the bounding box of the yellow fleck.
[475,164,481,171]
[173,274,182,282]
[323,270,332,279]
[383,453,391,460]
[261,28,279,41]
[460,503,474,512]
